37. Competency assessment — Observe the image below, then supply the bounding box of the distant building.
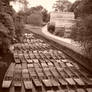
[50,11,75,37]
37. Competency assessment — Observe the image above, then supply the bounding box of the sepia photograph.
[0,0,92,92]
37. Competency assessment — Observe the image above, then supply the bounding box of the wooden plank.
[58,78,68,86]
[24,81,32,90]
[26,59,33,63]
[33,59,39,63]
[14,58,21,64]
[29,71,37,78]
[59,62,66,68]
[47,62,54,67]
[38,72,45,79]
[15,64,21,70]
[56,90,65,92]
[34,53,41,59]
[32,79,42,90]
[28,64,34,68]
[2,63,15,88]
[34,63,40,68]
[29,53,35,59]
[2,81,12,88]
[74,78,85,86]
[86,88,92,92]
[73,62,80,69]
[68,89,75,92]
[66,62,74,67]
[65,78,76,86]
[21,59,26,63]
[24,54,29,59]
[50,68,59,78]
[76,89,85,92]
[14,68,22,88]
[39,59,46,63]
[35,68,43,73]
[44,69,52,78]
[82,77,92,86]
[57,51,66,59]
[62,59,68,63]
[64,68,76,77]
[22,73,29,80]
[45,54,52,59]
[22,63,27,69]
[53,62,61,69]
[35,68,45,79]
[59,69,69,78]
[41,62,48,68]
[47,90,54,92]
[39,53,46,59]
[22,69,28,74]
[51,79,60,88]
[42,79,52,89]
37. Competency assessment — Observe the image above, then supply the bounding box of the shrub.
[70,15,92,60]
[47,22,55,33]
[27,11,43,26]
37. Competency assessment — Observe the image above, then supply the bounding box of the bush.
[27,11,43,26]
[47,22,55,33]
[70,15,92,60]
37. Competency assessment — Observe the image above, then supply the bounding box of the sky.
[10,0,76,12]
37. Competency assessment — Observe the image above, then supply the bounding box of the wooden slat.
[26,59,33,63]
[41,62,48,68]
[28,64,34,68]
[22,63,27,69]
[50,68,59,78]
[74,78,85,86]
[29,71,37,78]
[14,58,21,64]
[66,62,73,67]
[47,90,54,92]
[68,89,75,92]
[77,89,85,92]
[58,78,68,86]
[64,68,76,77]
[29,53,35,59]
[56,90,65,92]
[86,88,92,92]
[42,79,52,89]
[51,79,60,88]
[59,69,69,78]
[82,77,92,86]
[65,78,76,86]
[44,69,52,78]
[34,53,41,59]
[2,81,12,88]
[14,68,22,88]
[24,81,32,90]
[2,63,15,88]
[33,59,39,63]
[59,62,66,68]
[32,79,42,90]
[22,73,29,80]
[22,69,28,74]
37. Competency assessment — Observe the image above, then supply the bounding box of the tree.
[69,0,81,12]
[18,0,28,11]
[70,0,92,60]
[53,0,72,12]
